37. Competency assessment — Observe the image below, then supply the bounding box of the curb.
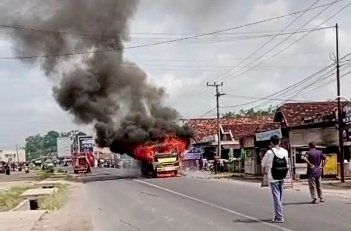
[10,199,29,212]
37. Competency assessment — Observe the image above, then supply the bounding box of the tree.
[25,130,86,160]
[222,105,276,118]
[25,130,59,160]
[43,130,60,156]
[25,134,44,160]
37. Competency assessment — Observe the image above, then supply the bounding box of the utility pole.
[335,23,345,183]
[16,145,19,164]
[207,82,225,158]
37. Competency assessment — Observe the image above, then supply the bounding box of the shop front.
[242,135,259,175]
[289,127,338,179]
[194,133,240,160]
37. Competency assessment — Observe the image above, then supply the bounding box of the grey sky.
[1,0,351,148]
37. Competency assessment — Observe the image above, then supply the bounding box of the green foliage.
[39,184,69,211]
[25,129,85,160]
[25,134,44,160]
[222,105,276,119]
[0,186,32,211]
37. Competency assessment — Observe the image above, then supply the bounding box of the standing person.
[261,135,289,223]
[303,142,327,204]
[213,156,220,174]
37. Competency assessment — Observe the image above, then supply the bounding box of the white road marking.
[134,179,294,231]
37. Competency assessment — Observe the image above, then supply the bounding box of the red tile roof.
[222,124,259,139]
[276,102,347,127]
[187,116,273,141]
[256,122,282,132]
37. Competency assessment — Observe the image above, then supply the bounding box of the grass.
[39,184,69,211]
[37,171,54,181]
[0,186,32,211]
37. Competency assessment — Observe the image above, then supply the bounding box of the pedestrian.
[213,156,220,174]
[303,142,327,204]
[261,135,289,223]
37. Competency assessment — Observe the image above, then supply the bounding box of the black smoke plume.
[5,0,193,155]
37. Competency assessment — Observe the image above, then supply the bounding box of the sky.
[1,0,351,148]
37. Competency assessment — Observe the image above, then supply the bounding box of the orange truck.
[72,152,94,174]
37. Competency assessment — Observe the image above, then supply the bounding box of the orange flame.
[134,136,189,162]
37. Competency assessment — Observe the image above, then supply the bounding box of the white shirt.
[261,146,289,183]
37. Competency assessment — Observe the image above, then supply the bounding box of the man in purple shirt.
[304,142,327,204]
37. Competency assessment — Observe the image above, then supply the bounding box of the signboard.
[57,137,71,158]
[255,128,282,142]
[78,135,95,153]
[199,134,217,143]
[183,147,203,160]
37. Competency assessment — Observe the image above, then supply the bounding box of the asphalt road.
[83,168,351,231]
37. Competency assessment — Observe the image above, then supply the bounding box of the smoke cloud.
[5,0,192,156]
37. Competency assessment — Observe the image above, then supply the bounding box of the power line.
[171,1,345,101]
[223,2,351,82]
[0,1,346,59]
[130,51,328,63]
[219,65,335,109]
[209,0,323,82]
[249,62,351,109]
[127,27,332,42]
[224,94,303,102]
[198,108,217,118]
[215,52,351,109]
[218,0,341,82]
[289,65,351,100]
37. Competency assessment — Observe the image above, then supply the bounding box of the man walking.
[262,135,289,223]
[303,142,327,204]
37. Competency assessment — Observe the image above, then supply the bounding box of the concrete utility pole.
[16,144,19,164]
[335,23,345,183]
[207,82,225,158]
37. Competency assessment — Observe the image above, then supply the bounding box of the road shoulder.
[31,182,93,231]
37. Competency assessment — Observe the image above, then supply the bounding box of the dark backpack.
[271,150,288,180]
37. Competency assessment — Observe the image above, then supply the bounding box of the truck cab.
[72,154,91,174]
[142,152,179,177]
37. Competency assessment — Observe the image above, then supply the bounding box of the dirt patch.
[32,183,93,231]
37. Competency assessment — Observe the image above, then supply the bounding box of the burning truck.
[134,136,190,177]
[5,0,194,178]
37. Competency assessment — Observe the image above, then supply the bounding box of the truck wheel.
[152,170,157,178]
[74,170,78,174]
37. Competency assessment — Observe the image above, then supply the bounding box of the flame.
[133,136,189,162]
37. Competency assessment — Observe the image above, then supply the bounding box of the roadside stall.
[181,147,204,171]
[255,128,284,174]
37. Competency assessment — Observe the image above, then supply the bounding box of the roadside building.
[273,101,351,179]
[0,148,26,163]
[187,116,272,160]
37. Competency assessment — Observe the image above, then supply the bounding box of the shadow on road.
[68,167,144,183]
[283,201,311,206]
[232,219,273,223]
[73,175,140,183]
